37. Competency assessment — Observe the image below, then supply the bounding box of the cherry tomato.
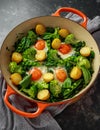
[35,39,45,50]
[55,68,67,82]
[30,68,42,81]
[58,44,71,54]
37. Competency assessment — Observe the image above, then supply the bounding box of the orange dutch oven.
[0,7,100,118]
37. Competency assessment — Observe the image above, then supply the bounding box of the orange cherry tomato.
[35,39,45,50]
[58,44,71,54]
[30,68,42,81]
[55,68,67,82]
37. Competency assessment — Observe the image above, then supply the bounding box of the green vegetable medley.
[9,23,95,102]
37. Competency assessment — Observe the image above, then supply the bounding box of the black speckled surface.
[55,74,100,130]
[0,0,100,130]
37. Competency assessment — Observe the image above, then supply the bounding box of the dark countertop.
[0,0,100,130]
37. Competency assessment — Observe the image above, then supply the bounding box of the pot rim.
[0,15,100,104]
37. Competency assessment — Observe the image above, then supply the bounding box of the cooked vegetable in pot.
[8,23,95,102]
[59,28,69,38]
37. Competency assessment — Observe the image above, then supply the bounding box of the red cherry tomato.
[35,39,45,50]
[58,44,71,54]
[30,68,42,81]
[55,68,67,82]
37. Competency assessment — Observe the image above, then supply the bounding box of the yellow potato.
[43,72,54,82]
[35,50,46,61]
[12,52,22,63]
[80,46,91,57]
[10,73,22,85]
[35,24,46,35]
[59,29,69,38]
[52,38,61,49]
[37,89,50,101]
[70,66,82,80]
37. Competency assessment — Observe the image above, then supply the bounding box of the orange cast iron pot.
[0,7,100,118]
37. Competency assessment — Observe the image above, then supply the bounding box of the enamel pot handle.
[52,7,87,28]
[4,86,49,118]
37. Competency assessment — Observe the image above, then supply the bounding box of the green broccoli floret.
[9,62,17,73]
[22,85,37,98]
[9,61,25,74]
[77,56,90,69]
[15,30,37,53]
[22,47,36,60]
[21,58,40,70]
[50,80,62,97]
[44,49,63,66]
[15,65,25,75]
[36,81,49,90]
[65,34,79,44]
[27,30,37,44]
[43,27,60,40]
[21,47,39,70]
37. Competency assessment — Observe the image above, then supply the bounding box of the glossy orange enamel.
[4,86,49,118]
[52,7,87,28]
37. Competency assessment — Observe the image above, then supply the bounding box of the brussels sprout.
[77,56,90,69]
[50,80,62,97]
[78,58,90,69]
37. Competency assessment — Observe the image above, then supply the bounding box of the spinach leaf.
[43,27,60,40]
[81,66,91,85]
[62,78,72,89]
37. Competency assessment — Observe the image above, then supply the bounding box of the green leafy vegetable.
[65,34,79,44]
[43,27,60,40]
[9,62,25,75]
[73,41,86,51]
[87,50,95,63]
[15,37,26,53]
[22,85,37,98]
[46,27,55,33]
[63,79,83,99]
[27,30,37,44]
[36,81,49,90]
[64,56,77,73]
[44,49,63,66]
[62,78,72,89]
[19,74,31,89]
[22,48,36,60]
[9,62,18,73]
[81,66,91,85]
[15,30,37,53]
[45,40,52,50]
[21,58,40,70]
[77,56,91,69]
[50,80,62,97]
